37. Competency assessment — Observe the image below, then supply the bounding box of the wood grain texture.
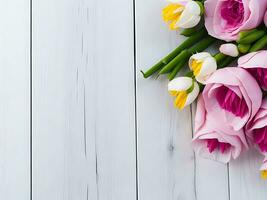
[135,0,195,199]
[230,148,267,200]
[32,0,136,199]
[0,1,30,200]
[191,103,230,200]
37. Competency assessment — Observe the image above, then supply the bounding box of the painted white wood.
[136,1,229,199]
[32,0,136,199]
[192,102,229,200]
[229,148,267,200]
[0,1,30,200]
[136,1,196,199]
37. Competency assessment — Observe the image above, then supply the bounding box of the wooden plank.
[32,0,136,199]
[192,103,229,200]
[136,0,230,198]
[229,148,267,200]
[136,1,196,199]
[0,1,30,199]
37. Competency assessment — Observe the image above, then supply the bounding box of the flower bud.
[189,52,217,84]
[168,77,199,109]
[219,43,239,57]
[162,0,201,30]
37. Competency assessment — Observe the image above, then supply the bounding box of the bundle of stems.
[216,28,267,69]
[141,28,215,80]
[142,26,267,81]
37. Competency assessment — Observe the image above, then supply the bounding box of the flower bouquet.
[142,0,267,179]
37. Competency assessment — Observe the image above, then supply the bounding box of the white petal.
[219,43,239,57]
[189,52,211,70]
[168,77,193,91]
[185,81,199,106]
[185,1,201,15]
[196,57,217,84]
[178,15,201,29]
[191,52,211,60]
[175,1,201,28]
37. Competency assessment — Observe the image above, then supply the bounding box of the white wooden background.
[1,0,267,199]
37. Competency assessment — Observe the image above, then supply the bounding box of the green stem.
[218,56,235,68]
[239,29,258,40]
[186,80,195,94]
[180,27,198,37]
[141,28,207,78]
[188,36,216,53]
[237,30,265,44]
[167,36,216,80]
[168,58,188,81]
[214,53,226,63]
[162,28,207,64]
[140,62,164,78]
[238,44,251,54]
[159,50,191,74]
[196,1,204,15]
[249,35,267,52]
[185,70,194,77]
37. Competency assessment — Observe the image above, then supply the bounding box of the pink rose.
[246,99,267,177]
[192,95,248,163]
[201,67,262,131]
[205,0,267,42]
[192,67,262,163]
[238,51,267,90]
[246,99,267,152]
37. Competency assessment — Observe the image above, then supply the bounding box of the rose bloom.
[246,99,267,152]
[246,99,267,178]
[238,51,267,90]
[192,95,248,163]
[192,67,262,163]
[204,0,267,41]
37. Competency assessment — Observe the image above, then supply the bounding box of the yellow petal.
[261,170,267,179]
[174,91,188,110]
[162,3,183,27]
[191,59,203,76]
[169,90,179,96]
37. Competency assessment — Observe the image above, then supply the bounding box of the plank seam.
[30,0,33,199]
[190,105,197,200]
[227,164,231,200]
[133,0,139,199]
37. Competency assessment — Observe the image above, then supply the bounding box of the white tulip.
[162,0,202,30]
[189,52,217,84]
[219,43,239,57]
[168,77,199,110]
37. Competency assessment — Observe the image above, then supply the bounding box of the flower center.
[162,3,184,30]
[220,0,244,29]
[206,139,231,153]
[261,170,267,179]
[169,90,188,109]
[253,127,267,152]
[191,59,203,76]
[216,86,248,117]
[247,68,267,90]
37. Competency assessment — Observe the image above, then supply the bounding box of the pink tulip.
[204,0,267,42]
[192,95,248,163]
[192,67,262,163]
[238,51,267,90]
